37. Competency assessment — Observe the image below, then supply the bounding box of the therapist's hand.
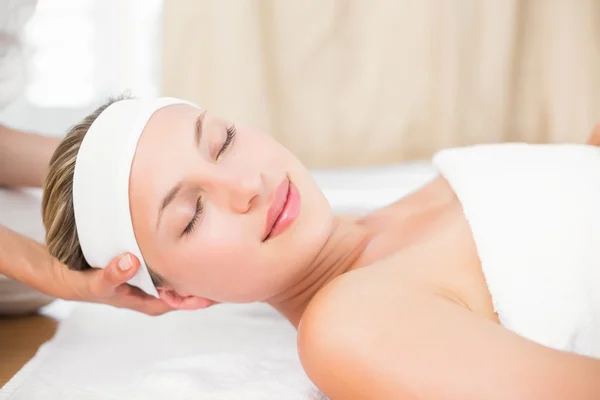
[1,224,172,316]
[66,253,174,316]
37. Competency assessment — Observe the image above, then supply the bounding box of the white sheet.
[0,162,438,399]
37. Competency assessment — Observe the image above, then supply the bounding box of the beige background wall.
[162,0,600,168]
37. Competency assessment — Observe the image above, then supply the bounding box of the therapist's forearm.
[0,223,52,286]
[0,124,60,188]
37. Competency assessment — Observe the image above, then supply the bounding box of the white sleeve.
[0,0,38,111]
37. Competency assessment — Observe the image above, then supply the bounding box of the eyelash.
[183,197,203,235]
[216,124,236,159]
[183,124,236,236]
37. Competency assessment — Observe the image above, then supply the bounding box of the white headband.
[72,97,201,297]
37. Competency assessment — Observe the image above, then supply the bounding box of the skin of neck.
[266,215,373,328]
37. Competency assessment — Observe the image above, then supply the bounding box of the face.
[129,104,332,303]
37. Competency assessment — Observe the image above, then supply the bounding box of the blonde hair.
[42,95,165,287]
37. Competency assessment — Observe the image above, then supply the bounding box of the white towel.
[0,302,326,400]
[433,143,600,358]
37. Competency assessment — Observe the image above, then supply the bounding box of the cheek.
[243,130,287,162]
[171,219,263,300]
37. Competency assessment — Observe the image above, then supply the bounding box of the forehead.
[140,104,200,143]
[129,104,200,198]
[133,104,202,166]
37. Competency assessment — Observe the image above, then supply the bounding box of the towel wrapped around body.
[432,143,600,358]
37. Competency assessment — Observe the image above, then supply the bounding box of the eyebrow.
[157,183,182,229]
[195,112,206,148]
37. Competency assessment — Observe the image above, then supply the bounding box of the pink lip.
[263,177,301,241]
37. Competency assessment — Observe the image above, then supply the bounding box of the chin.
[297,172,333,238]
[291,188,333,257]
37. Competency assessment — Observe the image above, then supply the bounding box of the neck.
[267,216,372,328]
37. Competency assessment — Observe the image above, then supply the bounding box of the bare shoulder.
[297,263,600,400]
[297,270,362,398]
[297,266,427,399]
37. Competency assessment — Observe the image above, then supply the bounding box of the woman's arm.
[0,124,60,187]
[298,273,600,400]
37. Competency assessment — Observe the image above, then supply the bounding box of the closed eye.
[216,124,236,159]
[183,197,203,236]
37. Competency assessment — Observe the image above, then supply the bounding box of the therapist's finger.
[94,253,140,296]
[113,284,174,316]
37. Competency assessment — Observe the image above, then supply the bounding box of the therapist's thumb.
[103,253,140,289]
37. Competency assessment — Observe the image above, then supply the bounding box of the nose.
[206,168,263,213]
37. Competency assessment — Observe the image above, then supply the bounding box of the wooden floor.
[0,314,58,387]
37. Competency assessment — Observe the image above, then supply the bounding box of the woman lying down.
[41,96,600,399]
